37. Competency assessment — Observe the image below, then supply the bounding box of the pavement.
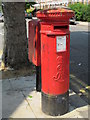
[76,21,90,26]
[1,75,89,119]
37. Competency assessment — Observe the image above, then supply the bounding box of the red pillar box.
[28,19,41,91]
[36,9,74,116]
[28,19,41,66]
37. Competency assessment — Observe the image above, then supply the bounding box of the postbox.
[28,19,41,91]
[28,19,41,66]
[36,8,74,116]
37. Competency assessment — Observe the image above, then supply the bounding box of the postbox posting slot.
[54,25,68,30]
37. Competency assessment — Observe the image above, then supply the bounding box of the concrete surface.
[1,75,89,119]
[0,80,2,120]
[76,21,90,26]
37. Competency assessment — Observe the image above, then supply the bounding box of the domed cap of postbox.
[36,8,74,22]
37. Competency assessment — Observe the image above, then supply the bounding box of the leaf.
[28,95,32,98]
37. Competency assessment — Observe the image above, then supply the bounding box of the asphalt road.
[70,24,88,84]
[69,24,89,102]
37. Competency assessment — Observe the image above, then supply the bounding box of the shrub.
[25,2,35,14]
[69,3,89,22]
[87,4,90,22]
[26,8,34,13]
[69,3,83,21]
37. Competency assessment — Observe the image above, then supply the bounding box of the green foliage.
[26,3,30,9]
[28,95,32,98]
[87,4,90,22]
[25,2,36,9]
[0,1,2,12]
[69,3,90,22]
[26,8,34,13]
[25,2,36,13]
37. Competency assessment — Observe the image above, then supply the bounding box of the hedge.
[69,3,90,22]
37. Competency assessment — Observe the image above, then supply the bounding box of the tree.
[3,2,28,69]
[0,1,2,12]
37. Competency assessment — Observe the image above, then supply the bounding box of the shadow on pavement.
[2,74,37,118]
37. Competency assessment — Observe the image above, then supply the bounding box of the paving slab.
[2,75,89,119]
[9,99,36,118]
[9,75,36,91]
[2,90,36,118]
[23,91,55,118]
[76,105,88,118]
[2,79,12,91]
[0,80,2,120]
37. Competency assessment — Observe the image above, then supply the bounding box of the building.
[69,0,90,4]
[35,0,90,4]
[33,0,90,9]
[35,0,69,8]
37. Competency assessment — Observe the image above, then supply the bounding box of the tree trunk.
[3,2,28,69]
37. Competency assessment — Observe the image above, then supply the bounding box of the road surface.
[69,24,89,102]
[70,24,88,84]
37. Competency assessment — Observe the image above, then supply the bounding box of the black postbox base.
[41,91,69,116]
[36,66,41,92]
